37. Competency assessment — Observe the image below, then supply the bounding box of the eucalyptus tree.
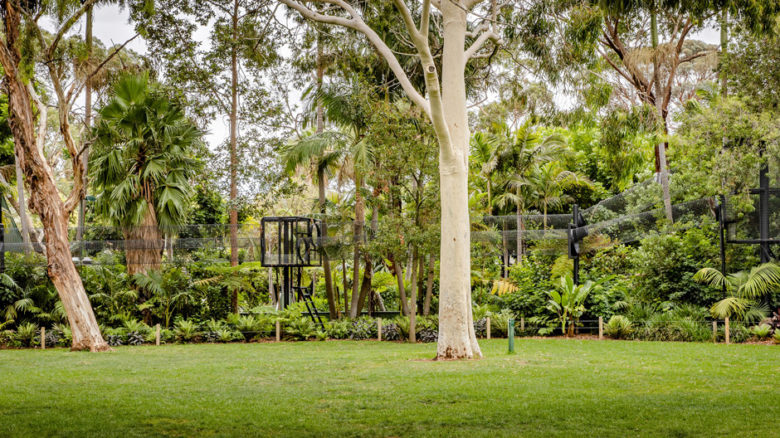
[90,74,202,276]
[279,0,505,359]
[133,0,283,287]
[0,0,139,351]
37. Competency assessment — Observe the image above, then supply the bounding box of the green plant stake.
[508,319,515,354]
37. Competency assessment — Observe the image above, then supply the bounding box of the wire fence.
[2,178,776,267]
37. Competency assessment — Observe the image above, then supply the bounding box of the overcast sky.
[84,5,721,149]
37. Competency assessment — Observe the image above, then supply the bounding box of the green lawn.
[1,339,778,437]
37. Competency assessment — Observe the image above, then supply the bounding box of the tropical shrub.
[349,317,377,340]
[605,315,633,339]
[750,324,772,340]
[326,319,351,340]
[382,322,400,341]
[285,317,317,341]
[174,319,200,342]
[15,322,38,347]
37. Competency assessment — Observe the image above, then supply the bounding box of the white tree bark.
[278,0,500,359]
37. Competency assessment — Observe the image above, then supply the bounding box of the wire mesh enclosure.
[260,216,322,268]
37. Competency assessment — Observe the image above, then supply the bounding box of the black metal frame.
[260,216,324,329]
[718,148,779,273]
[567,204,588,285]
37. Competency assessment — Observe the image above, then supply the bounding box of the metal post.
[507,318,515,353]
[758,149,770,263]
[572,204,580,285]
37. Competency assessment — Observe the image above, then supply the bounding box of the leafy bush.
[15,322,38,347]
[53,323,72,347]
[285,317,317,340]
[326,319,351,340]
[174,319,200,343]
[474,318,487,338]
[350,317,377,340]
[750,324,772,340]
[629,225,722,307]
[232,315,262,340]
[418,327,438,343]
[382,322,400,341]
[394,316,411,339]
[634,313,711,342]
[1,329,17,347]
[605,315,633,339]
[774,331,780,344]
[490,309,515,337]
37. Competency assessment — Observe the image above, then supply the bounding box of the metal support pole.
[507,319,515,353]
[758,150,771,263]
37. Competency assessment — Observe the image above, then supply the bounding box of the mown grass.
[1,339,778,437]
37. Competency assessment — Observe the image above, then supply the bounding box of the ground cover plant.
[1,340,779,437]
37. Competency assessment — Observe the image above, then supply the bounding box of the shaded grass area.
[1,339,778,437]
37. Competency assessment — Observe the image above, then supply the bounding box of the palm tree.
[493,122,565,264]
[90,74,202,276]
[283,129,347,318]
[530,162,592,229]
[695,263,780,321]
[315,77,375,318]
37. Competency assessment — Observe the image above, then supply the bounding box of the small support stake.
[155,324,161,346]
[507,319,515,354]
[520,317,525,332]
[275,320,281,342]
[377,318,382,341]
[41,327,45,350]
[598,317,603,340]
[712,321,717,343]
[486,317,491,339]
[725,317,730,345]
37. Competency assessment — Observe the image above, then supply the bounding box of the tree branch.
[278,0,430,116]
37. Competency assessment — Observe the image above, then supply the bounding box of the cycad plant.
[90,73,202,276]
[694,263,780,321]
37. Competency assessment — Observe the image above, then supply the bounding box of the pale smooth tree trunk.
[278,0,486,359]
[435,2,481,359]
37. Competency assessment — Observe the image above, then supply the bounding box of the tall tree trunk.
[349,174,364,318]
[651,6,674,223]
[13,160,33,253]
[720,8,728,97]
[341,258,349,315]
[76,6,93,252]
[423,254,435,316]
[501,222,508,278]
[435,2,481,359]
[124,202,163,277]
[228,0,240,312]
[515,201,523,265]
[355,205,377,315]
[315,36,338,319]
[0,1,107,351]
[391,254,409,316]
[408,247,418,343]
